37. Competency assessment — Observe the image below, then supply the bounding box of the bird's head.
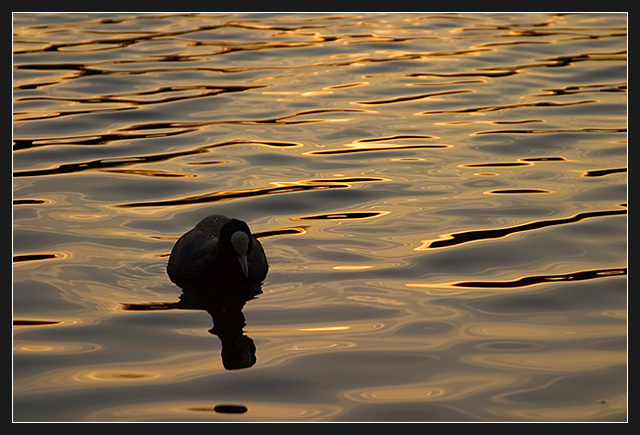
[220,219,253,279]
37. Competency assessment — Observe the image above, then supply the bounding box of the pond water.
[13,12,627,422]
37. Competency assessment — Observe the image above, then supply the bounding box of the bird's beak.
[238,254,249,278]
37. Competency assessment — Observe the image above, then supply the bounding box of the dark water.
[13,13,627,422]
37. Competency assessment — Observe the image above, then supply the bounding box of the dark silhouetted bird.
[167,215,268,304]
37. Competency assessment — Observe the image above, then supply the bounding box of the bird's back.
[167,215,229,288]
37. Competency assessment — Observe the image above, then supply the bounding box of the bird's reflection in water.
[124,215,270,370]
[181,280,263,370]
[122,284,261,370]
[206,298,257,370]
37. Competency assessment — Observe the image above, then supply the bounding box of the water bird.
[167,215,268,304]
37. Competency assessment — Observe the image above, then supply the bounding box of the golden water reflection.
[84,400,344,422]
[490,394,627,422]
[345,372,519,403]
[13,12,627,422]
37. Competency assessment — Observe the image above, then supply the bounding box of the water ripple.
[419,207,627,250]
[13,139,302,176]
[451,267,626,288]
[115,177,386,208]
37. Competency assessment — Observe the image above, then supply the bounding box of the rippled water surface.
[13,13,627,422]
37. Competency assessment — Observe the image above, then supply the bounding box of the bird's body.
[167,215,268,303]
